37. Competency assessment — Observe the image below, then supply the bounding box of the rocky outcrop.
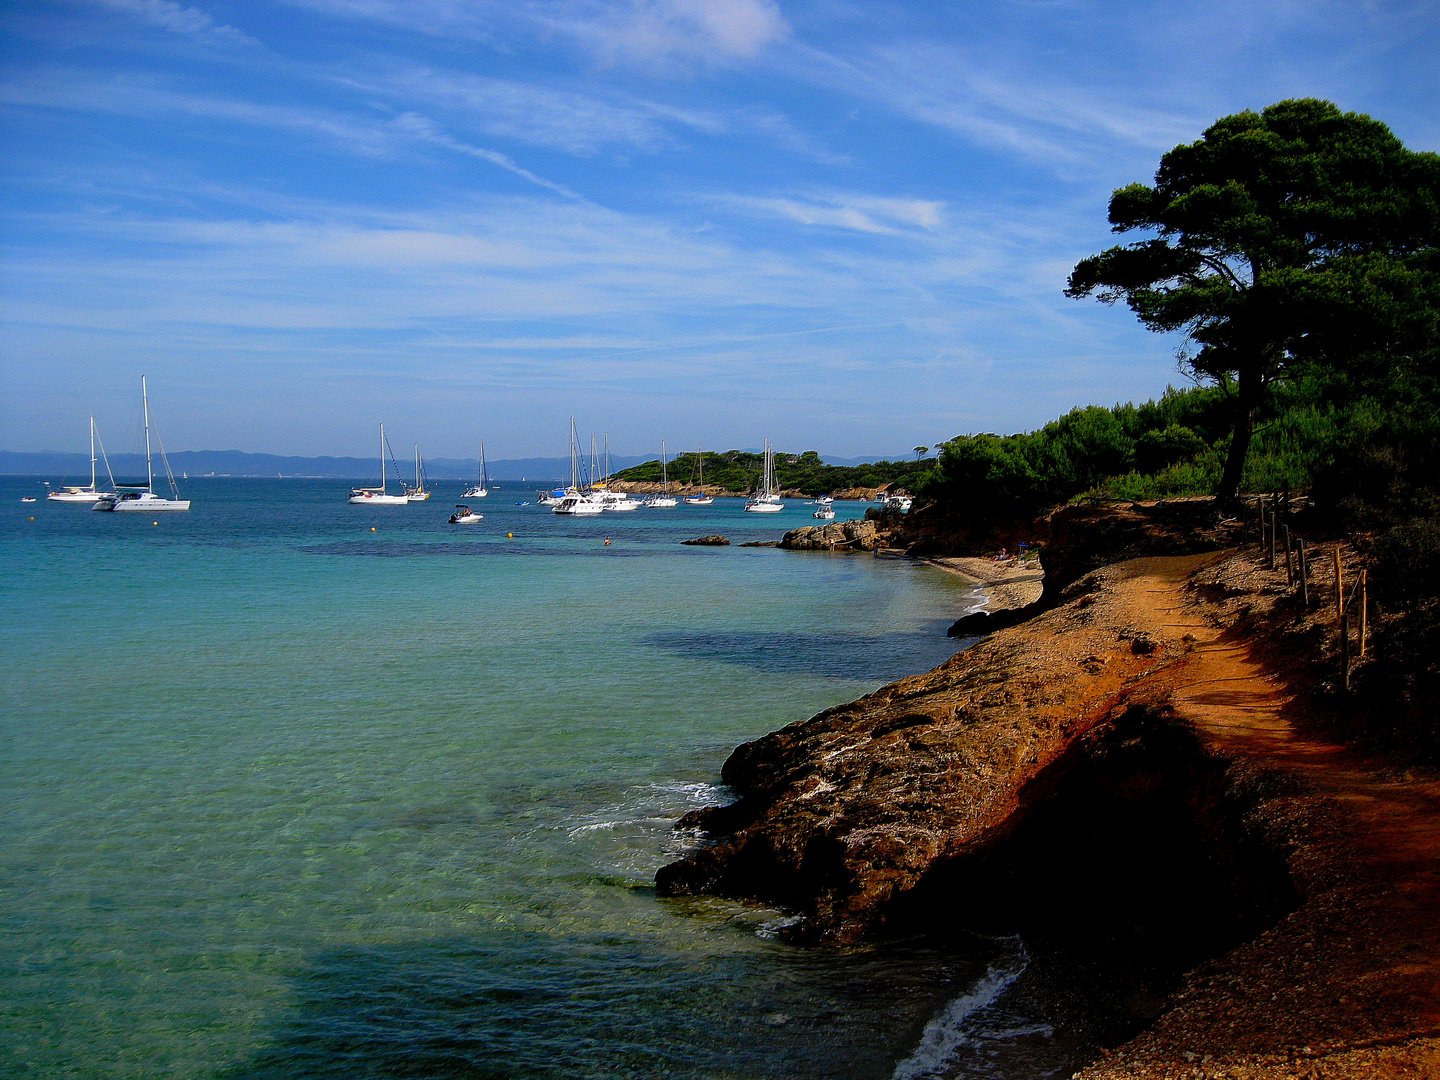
[656,555,1289,952]
[779,519,884,551]
[681,535,730,546]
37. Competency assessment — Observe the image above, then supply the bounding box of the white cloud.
[719,193,944,235]
[91,0,258,45]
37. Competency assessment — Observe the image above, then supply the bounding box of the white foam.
[890,939,1030,1080]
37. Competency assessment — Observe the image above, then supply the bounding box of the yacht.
[744,440,784,513]
[405,445,431,501]
[348,423,410,504]
[93,377,190,512]
[553,417,604,515]
[643,441,677,507]
[47,417,117,503]
[683,445,714,505]
[462,442,489,499]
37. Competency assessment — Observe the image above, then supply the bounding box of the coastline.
[658,540,1440,1078]
[919,555,1044,612]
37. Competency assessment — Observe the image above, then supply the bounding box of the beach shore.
[920,554,1044,611]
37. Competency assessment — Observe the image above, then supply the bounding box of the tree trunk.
[1216,366,1263,507]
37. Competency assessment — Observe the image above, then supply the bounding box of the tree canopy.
[1066,98,1440,503]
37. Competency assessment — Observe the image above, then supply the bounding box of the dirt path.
[1086,555,1440,1079]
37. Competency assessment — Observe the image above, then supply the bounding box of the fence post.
[1358,569,1368,659]
[1298,539,1309,605]
[1270,510,1278,570]
[1257,496,1266,550]
[1333,546,1345,624]
[1284,525,1293,586]
[1340,610,1351,689]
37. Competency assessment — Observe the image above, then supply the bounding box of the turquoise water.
[2,478,1081,1079]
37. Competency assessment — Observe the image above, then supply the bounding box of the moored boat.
[93,377,190,511]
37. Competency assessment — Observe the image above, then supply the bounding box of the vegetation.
[1066,99,1440,503]
[612,449,929,496]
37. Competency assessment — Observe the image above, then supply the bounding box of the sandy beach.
[921,555,1044,611]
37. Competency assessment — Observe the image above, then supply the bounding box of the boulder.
[779,519,882,551]
[682,535,730,546]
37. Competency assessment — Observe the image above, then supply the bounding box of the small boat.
[643,441,678,507]
[462,441,489,499]
[536,489,565,506]
[47,417,117,503]
[745,440,785,513]
[349,424,409,504]
[405,445,431,501]
[93,376,190,511]
[813,505,835,520]
[21,496,36,502]
[816,495,833,505]
[683,445,714,505]
[449,504,483,524]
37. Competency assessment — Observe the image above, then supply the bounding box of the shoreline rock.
[681,535,730,546]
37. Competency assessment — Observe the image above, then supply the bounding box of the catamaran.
[643,441,677,507]
[93,377,190,511]
[348,424,410,504]
[406,445,431,501]
[553,418,603,515]
[683,446,714,505]
[47,417,117,503]
[744,440,784,513]
[462,441,489,498]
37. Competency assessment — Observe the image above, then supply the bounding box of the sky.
[2,0,1436,460]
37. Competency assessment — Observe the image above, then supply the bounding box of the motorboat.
[349,423,410,504]
[744,440,785,513]
[93,377,190,511]
[449,504,484,524]
[816,495,833,505]
[596,489,642,511]
[536,489,566,506]
[813,505,835,520]
[47,417,117,502]
[462,441,489,499]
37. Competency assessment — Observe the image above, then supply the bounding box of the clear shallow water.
[1,477,1082,1079]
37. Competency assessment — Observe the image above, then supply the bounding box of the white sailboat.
[683,446,714,505]
[643,441,678,507]
[462,441,489,498]
[46,417,117,503]
[348,424,409,504]
[553,418,603,515]
[406,444,431,501]
[744,440,784,513]
[93,377,190,511]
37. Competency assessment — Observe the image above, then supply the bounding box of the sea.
[1,476,1088,1079]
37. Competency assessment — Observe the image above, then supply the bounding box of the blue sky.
[2,0,1436,459]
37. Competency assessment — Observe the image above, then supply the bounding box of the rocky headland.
[657,513,1440,1078]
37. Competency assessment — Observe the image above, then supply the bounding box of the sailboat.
[683,446,714,505]
[643,441,677,507]
[553,418,603,515]
[348,424,409,504]
[406,445,431,501]
[46,417,117,503]
[93,377,190,511]
[744,440,784,513]
[462,441,489,498]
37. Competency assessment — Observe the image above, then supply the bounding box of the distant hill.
[0,450,650,481]
[613,449,931,495]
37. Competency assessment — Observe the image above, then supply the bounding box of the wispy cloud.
[718,192,943,234]
[91,0,258,45]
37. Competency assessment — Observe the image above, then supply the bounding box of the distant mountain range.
[1,448,916,480]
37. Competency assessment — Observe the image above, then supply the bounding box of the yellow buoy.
[29,516,34,521]
[152,521,158,525]
[371,526,377,532]
[506,532,513,538]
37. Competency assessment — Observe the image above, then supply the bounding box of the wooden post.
[1333,546,1345,624]
[1257,496,1266,549]
[1340,610,1351,689]
[1284,525,1294,586]
[1270,510,1278,570]
[1298,539,1309,605]
[1358,569,1368,659]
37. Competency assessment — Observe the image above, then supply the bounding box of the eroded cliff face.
[656,555,1291,960]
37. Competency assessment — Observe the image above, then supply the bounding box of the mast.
[661,440,668,493]
[569,416,580,490]
[142,375,153,493]
[480,440,487,490]
[379,423,386,493]
[415,444,420,490]
[88,417,96,491]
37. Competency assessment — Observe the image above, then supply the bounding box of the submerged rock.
[681,535,730,546]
